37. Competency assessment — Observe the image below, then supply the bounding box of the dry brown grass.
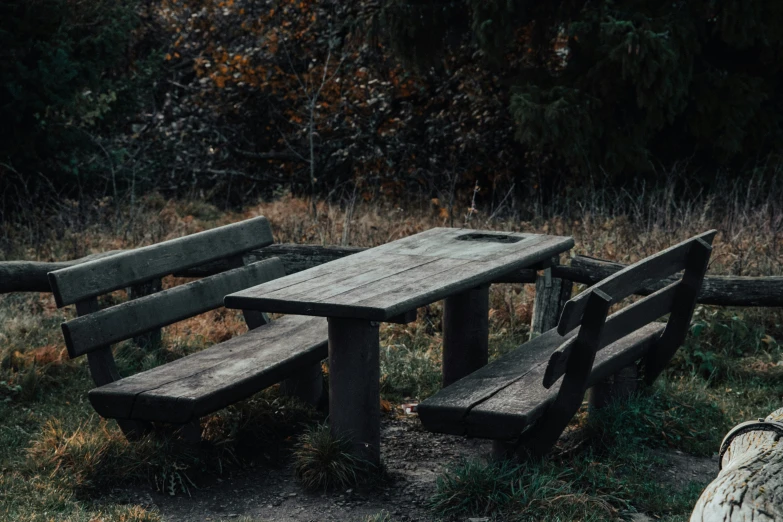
[1,188,780,391]
[0,186,781,520]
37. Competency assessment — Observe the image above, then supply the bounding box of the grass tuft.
[587,384,731,456]
[429,458,617,521]
[24,418,186,497]
[293,423,376,491]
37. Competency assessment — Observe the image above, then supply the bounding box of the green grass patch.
[293,423,378,491]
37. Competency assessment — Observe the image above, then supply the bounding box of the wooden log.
[442,285,490,387]
[7,243,783,307]
[0,245,534,295]
[557,231,716,335]
[562,255,783,307]
[237,244,365,276]
[327,317,381,467]
[690,407,783,521]
[530,257,572,337]
[0,251,123,293]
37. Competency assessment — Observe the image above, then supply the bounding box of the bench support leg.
[77,298,151,440]
[242,309,324,409]
[280,362,324,409]
[589,364,639,411]
[128,278,163,349]
[327,317,381,467]
[442,285,489,387]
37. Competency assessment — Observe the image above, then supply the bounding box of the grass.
[292,423,378,491]
[0,187,781,520]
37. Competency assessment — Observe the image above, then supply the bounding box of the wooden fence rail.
[2,245,781,306]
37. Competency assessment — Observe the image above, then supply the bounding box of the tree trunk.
[690,407,783,521]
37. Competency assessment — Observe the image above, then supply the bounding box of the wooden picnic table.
[224,227,574,465]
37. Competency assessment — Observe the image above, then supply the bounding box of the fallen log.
[0,244,537,294]
[690,407,783,521]
[554,255,783,307]
[0,251,123,293]
[2,247,781,307]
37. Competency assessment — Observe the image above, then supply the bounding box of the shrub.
[0,0,160,197]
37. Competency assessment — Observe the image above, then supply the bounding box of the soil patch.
[115,415,490,522]
[109,417,719,522]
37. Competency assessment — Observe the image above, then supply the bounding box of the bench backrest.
[48,216,274,307]
[48,216,280,360]
[543,230,716,388]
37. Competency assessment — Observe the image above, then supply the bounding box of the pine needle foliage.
[373,0,783,181]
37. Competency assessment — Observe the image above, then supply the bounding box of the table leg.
[327,317,381,466]
[442,284,489,387]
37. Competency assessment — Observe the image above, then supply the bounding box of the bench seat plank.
[88,315,328,424]
[418,322,665,440]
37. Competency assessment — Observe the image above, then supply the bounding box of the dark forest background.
[2,0,782,218]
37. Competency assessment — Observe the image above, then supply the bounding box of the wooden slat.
[225,233,574,321]
[89,316,328,423]
[543,280,679,388]
[557,230,716,334]
[417,328,576,436]
[62,259,285,358]
[521,289,611,454]
[557,256,783,307]
[644,238,713,384]
[468,324,664,440]
[48,216,274,306]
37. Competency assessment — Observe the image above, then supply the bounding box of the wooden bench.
[417,230,716,456]
[47,216,328,439]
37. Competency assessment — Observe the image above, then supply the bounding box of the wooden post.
[530,258,572,337]
[588,364,639,411]
[644,239,712,385]
[519,289,612,455]
[690,408,783,521]
[76,298,150,439]
[442,285,489,387]
[242,309,324,409]
[327,317,381,467]
[279,361,324,410]
[128,278,163,349]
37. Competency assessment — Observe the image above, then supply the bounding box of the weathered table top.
[224,228,574,321]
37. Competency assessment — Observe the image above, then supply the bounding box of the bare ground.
[102,413,720,522]
[110,415,489,522]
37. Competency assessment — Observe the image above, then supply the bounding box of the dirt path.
[116,416,490,522]
[112,415,719,522]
